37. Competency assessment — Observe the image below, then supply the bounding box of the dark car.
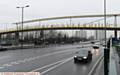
[74,50,92,63]
[0,45,7,51]
[91,41,95,44]
[93,45,99,49]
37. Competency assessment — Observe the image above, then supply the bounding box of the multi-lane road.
[0,44,104,75]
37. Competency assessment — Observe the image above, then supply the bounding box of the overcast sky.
[0,0,120,24]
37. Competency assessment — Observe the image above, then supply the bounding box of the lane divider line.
[88,55,104,75]
[93,58,104,75]
[0,44,88,68]
[40,57,73,75]
[0,49,77,70]
[30,57,72,72]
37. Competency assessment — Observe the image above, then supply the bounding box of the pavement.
[93,58,104,75]
[109,46,120,75]
[0,44,104,75]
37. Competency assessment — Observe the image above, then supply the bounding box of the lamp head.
[16,7,20,8]
[26,5,29,7]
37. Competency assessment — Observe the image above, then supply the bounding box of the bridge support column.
[115,30,117,39]
[114,15,117,38]
[6,33,14,45]
[95,30,98,40]
[2,34,5,41]
[15,32,19,45]
[0,34,1,44]
[39,30,44,45]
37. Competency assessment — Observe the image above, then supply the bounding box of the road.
[0,44,103,75]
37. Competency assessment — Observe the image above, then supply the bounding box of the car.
[93,45,99,49]
[91,41,95,44]
[0,45,7,51]
[74,50,92,63]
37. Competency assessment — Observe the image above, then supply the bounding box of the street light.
[103,0,109,75]
[16,5,30,49]
[104,0,106,48]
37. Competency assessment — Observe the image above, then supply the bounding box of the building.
[95,30,105,40]
[75,30,87,39]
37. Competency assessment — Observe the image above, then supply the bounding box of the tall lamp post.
[16,5,29,49]
[104,0,109,75]
[104,0,106,48]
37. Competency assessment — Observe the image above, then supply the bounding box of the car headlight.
[74,56,77,58]
[83,57,87,59]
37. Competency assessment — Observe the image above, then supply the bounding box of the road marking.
[2,64,12,67]
[88,55,104,75]
[0,49,77,69]
[0,45,93,70]
[0,72,41,75]
[93,58,104,75]
[0,55,12,60]
[0,67,4,69]
[31,57,73,72]
[10,62,19,65]
[40,57,73,75]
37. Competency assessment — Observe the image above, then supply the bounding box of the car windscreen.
[77,50,88,56]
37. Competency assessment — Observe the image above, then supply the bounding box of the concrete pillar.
[2,33,12,45]
[40,30,44,44]
[6,33,12,40]
[115,30,117,38]
[114,15,117,38]
[0,34,1,43]
[40,30,44,39]
[15,32,19,45]
[96,30,98,40]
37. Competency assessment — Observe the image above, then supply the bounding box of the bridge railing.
[0,23,119,33]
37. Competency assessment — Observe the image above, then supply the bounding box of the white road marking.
[2,64,12,67]
[31,57,73,72]
[93,58,104,75]
[0,72,41,75]
[0,67,4,69]
[0,55,12,60]
[24,72,41,75]
[10,62,19,65]
[88,55,103,75]
[40,57,73,75]
[0,49,77,69]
